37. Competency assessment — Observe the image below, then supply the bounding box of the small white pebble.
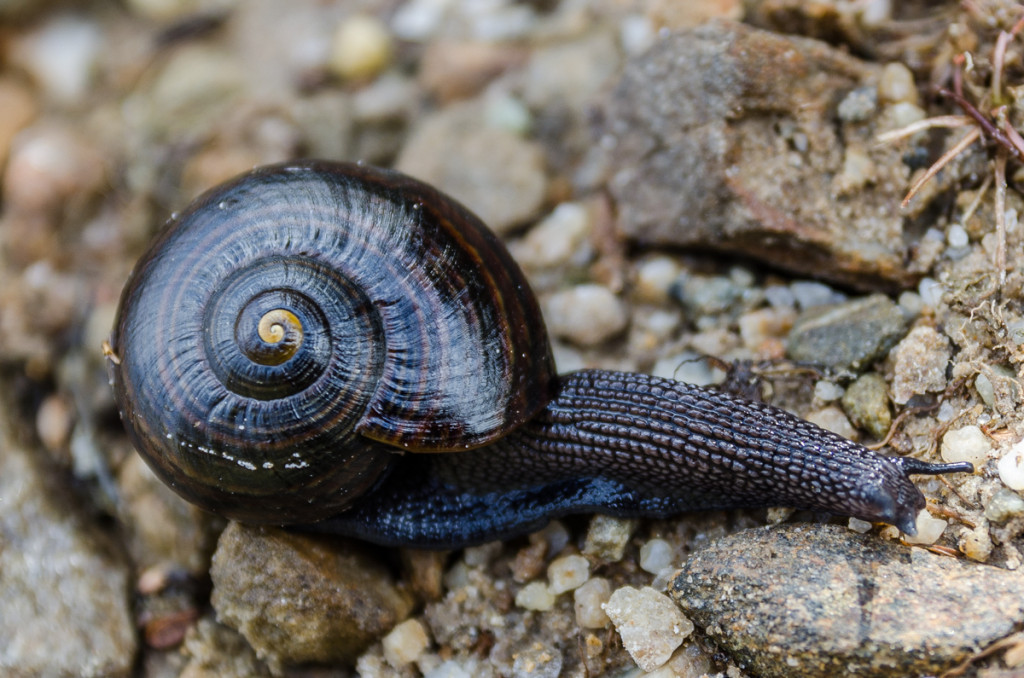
[975,373,996,408]
[897,290,924,316]
[835,145,875,193]
[918,277,944,308]
[545,284,628,347]
[390,0,445,41]
[635,309,682,345]
[574,577,612,629]
[462,541,502,568]
[603,586,694,672]
[36,394,73,452]
[959,525,993,562]
[352,72,417,121]
[729,266,754,287]
[329,14,394,81]
[947,223,969,248]
[999,441,1024,491]
[903,509,947,544]
[442,560,470,591]
[878,62,918,105]
[620,13,655,56]
[764,284,796,309]
[583,515,636,562]
[936,400,956,423]
[634,256,681,304]
[515,581,555,611]
[940,425,991,467]
[860,0,892,26]
[813,380,845,403]
[547,554,590,595]
[513,202,591,269]
[382,619,430,668]
[639,539,674,575]
[535,520,571,556]
[484,94,532,135]
[848,517,873,533]
[5,125,105,214]
[886,101,927,129]
[14,15,101,104]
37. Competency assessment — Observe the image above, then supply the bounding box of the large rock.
[603,21,919,290]
[670,524,1024,677]
[210,523,414,672]
[0,412,137,677]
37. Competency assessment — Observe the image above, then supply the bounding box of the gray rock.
[0,412,136,677]
[602,21,919,290]
[787,293,909,369]
[210,522,414,673]
[670,524,1024,678]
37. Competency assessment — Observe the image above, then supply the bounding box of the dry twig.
[879,15,1024,283]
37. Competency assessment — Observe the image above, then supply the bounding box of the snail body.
[110,161,971,547]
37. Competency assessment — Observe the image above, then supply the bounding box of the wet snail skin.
[108,160,973,548]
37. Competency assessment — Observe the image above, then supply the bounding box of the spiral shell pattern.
[110,161,555,522]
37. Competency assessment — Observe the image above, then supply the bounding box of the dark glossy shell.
[110,161,556,523]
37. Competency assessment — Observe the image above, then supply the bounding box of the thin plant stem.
[994,149,1008,284]
[875,115,971,144]
[960,172,992,225]
[901,126,981,207]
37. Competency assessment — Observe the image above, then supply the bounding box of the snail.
[109,160,973,548]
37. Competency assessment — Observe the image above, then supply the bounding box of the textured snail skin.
[110,160,973,547]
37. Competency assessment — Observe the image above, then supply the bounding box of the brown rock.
[210,523,414,672]
[670,524,1024,677]
[603,21,916,290]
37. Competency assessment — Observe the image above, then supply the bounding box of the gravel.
[4,1,1023,676]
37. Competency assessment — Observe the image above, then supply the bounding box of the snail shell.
[111,161,554,523]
